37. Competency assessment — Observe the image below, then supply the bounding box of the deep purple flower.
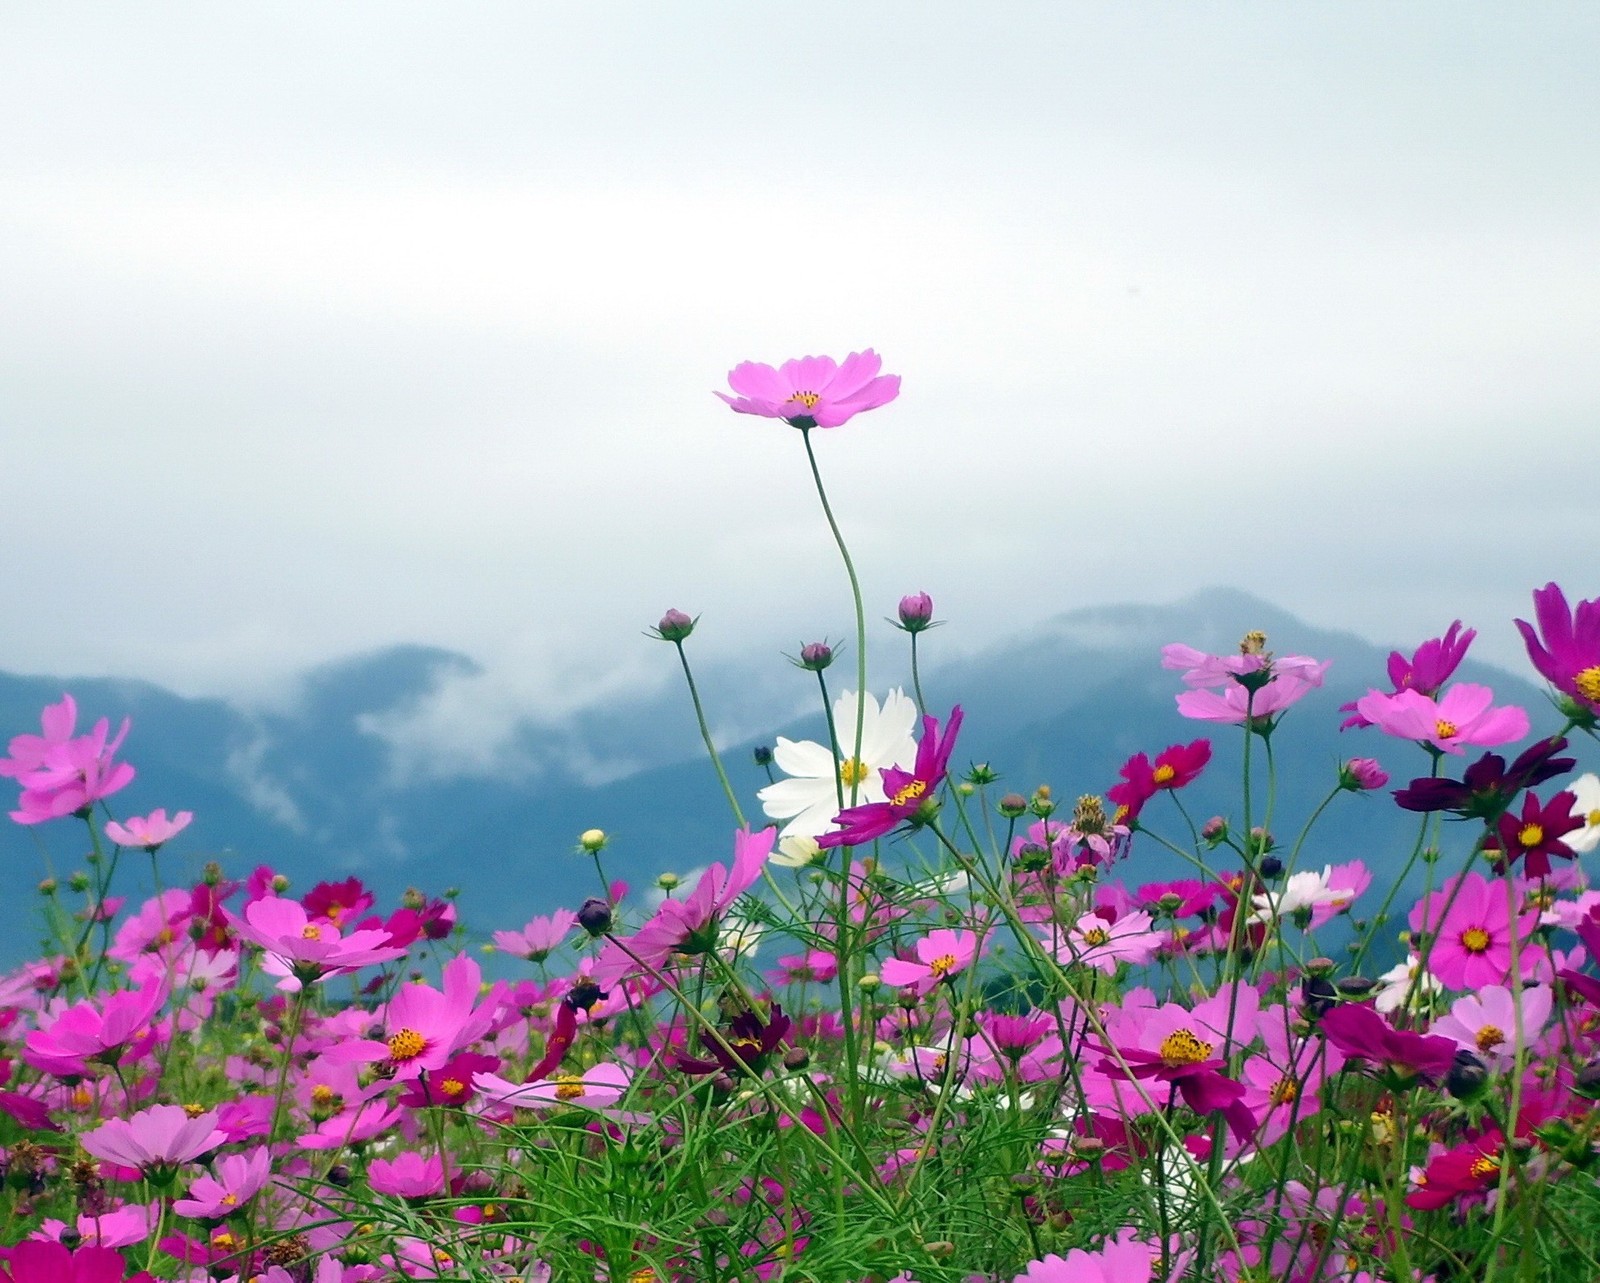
[676,1004,793,1077]
[1394,737,1575,819]
[1516,582,1600,710]
[817,707,963,849]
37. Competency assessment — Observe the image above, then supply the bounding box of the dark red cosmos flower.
[818,708,963,849]
[677,1005,793,1078]
[1320,1003,1458,1084]
[1341,621,1477,729]
[1107,739,1212,823]
[1491,789,1583,879]
[302,877,376,927]
[1516,582,1600,711]
[400,1052,501,1109]
[1393,737,1575,820]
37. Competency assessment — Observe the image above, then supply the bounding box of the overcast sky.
[2,4,1595,733]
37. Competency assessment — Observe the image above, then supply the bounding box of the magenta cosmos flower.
[818,706,963,849]
[879,928,984,998]
[326,954,504,1080]
[0,1242,156,1283]
[1408,871,1537,990]
[1,695,136,824]
[1516,581,1600,710]
[715,350,900,428]
[1353,683,1528,755]
[1340,621,1476,728]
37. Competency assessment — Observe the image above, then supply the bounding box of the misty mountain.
[0,589,1587,970]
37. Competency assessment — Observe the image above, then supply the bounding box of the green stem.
[672,639,746,828]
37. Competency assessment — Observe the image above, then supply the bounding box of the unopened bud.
[998,793,1028,818]
[782,1046,810,1072]
[579,828,608,853]
[857,973,881,993]
[68,871,91,893]
[896,592,935,633]
[1446,1050,1489,1100]
[656,871,680,891]
[965,762,998,786]
[36,878,56,896]
[1259,855,1284,879]
[271,874,291,893]
[797,641,834,671]
[1201,816,1228,844]
[1340,757,1389,791]
[402,887,425,910]
[752,745,773,767]
[576,898,613,938]
[202,861,223,886]
[653,609,696,642]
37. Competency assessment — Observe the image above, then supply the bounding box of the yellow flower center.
[388,1028,427,1062]
[1469,1154,1502,1181]
[554,1075,586,1100]
[211,1231,236,1251]
[182,1102,206,1118]
[301,924,323,939]
[1152,764,1176,785]
[1080,926,1111,946]
[1475,1024,1506,1052]
[788,390,821,409]
[837,757,868,787]
[1518,822,1545,849]
[439,1077,466,1099]
[928,953,959,978]
[1588,809,1600,828]
[891,778,928,808]
[221,1192,239,1207]
[1434,719,1459,740]
[1158,1028,1213,1066]
[1460,927,1492,954]
[1270,1077,1298,1105]
[1574,666,1600,703]
[310,1083,337,1107]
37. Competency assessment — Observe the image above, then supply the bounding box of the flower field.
[3,353,1600,1281]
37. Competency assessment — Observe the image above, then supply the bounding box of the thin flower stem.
[909,631,928,718]
[671,639,746,828]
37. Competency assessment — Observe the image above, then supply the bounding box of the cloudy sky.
[2,4,1595,731]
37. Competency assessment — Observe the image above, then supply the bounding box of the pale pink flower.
[172,1146,272,1218]
[367,1151,446,1198]
[81,1104,225,1176]
[228,895,407,991]
[716,350,900,429]
[880,928,984,998]
[1049,911,1161,973]
[491,909,577,962]
[1429,984,1552,1068]
[104,808,193,849]
[1014,1227,1187,1282]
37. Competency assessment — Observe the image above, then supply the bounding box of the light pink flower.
[172,1146,272,1218]
[492,909,577,962]
[1353,683,1529,755]
[1049,910,1161,974]
[474,1060,633,1112]
[24,984,168,1077]
[80,1104,225,1176]
[104,808,193,849]
[1410,871,1538,989]
[367,1151,446,1198]
[880,928,984,998]
[30,1202,157,1248]
[1014,1227,1186,1282]
[2,695,137,824]
[716,350,900,429]
[1174,666,1329,724]
[1429,984,1552,1068]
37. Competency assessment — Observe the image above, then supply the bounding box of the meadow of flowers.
[4,351,1600,1281]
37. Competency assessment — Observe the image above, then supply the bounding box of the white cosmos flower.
[1562,773,1600,855]
[757,689,919,840]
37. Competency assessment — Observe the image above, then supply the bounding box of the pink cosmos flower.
[31,1203,157,1249]
[24,984,169,1077]
[2,695,137,824]
[1430,984,1552,1069]
[1106,739,1212,823]
[474,1060,633,1112]
[103,809,193,849]
[81,1104,226,1177]
[1409,871,1538,990]
[715,350,900,429]
[1340,621,1476,727]
[1354,683,1529,755]
[1320,1003,1458,1083]
[492,909,578,962]
[879,928,984,998]
[1173,665,1330,726]
[0,1242,156,1283]
[368,1151,446,1199]
[592,827,775,985]
[227,895,407,991]
[1013,1227,1186,1282]
[1049,910,1162,974]
[325,954,504,1081]
[172,1146,272,1219]
[1239,1005,1346,1147]
[818,707,963,849]
[1515,581,1600,710]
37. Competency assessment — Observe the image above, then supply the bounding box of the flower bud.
[752,745,773,767]
[1247,826,1275,857]
[1574,1056,1600,1100]
[998,793,1028,818]
[68,871,90,893]
[964,762,998,786]
[656,871,680,892]
[1339,757,1389,791]
[402,887,426,910]
[653,609,696,642]
[1258,855,1284,879]
[1446,1050,1489,1100]
[36,878,56,896]
[857,972,881,993]
[1201,816,1228,845]
[578,828,608,853]
[1029,786,1055,818]
[201,861,223,886]
[271,874,291,893]
[782,1046,811,1072]
[896,592,935,633]
[798,641,834,671]
[576,898,613,938]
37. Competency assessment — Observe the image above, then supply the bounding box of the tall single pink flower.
[715,350,900,429]
[1353,684,1529,755]
[879,928,984,997]
[367,1151,446,1198]
[1515,581,1600,710]
[172,1146,272,1218]
[104,809,193,849]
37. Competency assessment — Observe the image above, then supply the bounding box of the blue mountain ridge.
[0,589,1589,973]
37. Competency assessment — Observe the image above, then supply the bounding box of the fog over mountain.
[0,588,1588,971]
